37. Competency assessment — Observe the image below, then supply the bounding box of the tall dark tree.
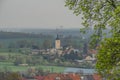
[83,42,88,54]
[42,39,52,49]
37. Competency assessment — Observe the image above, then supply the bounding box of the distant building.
[55,34,61,49]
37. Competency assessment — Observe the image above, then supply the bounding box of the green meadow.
[0,62,65,73]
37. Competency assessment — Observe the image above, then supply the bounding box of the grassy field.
[0,62,65,73]
[0,52,65,73]
[0,52,21,55]
[36,65,65,73]
[0,62,28,72]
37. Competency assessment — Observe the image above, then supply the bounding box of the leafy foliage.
[65,0,120,79]
[65,0,120,47]
[96,37,120,79]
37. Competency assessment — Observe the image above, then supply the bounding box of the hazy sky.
[0,0,82,29]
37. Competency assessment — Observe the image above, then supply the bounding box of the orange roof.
[67,74,80,80]
[44,73,81,80]
[88,49,97,54]
[93,74,102,80]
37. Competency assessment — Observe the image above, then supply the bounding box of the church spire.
[56,34,59,40]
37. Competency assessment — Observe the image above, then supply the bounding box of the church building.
[55,34,61,49]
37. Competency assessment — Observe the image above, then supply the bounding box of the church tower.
[55,34,61,49]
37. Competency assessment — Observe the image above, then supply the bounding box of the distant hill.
[0,28,83,38]
[0,28,110,39]
[0,31,53,39]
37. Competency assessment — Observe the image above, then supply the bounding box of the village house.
[21,73,102,80]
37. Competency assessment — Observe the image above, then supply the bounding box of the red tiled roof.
[21,78,27,80]
[44,73,81,80]
[88,49,97,54]
[93,74,102,80]
[34,76,44,80]
[67,74,80,80]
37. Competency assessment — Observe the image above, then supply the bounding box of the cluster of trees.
[0,72,22,80]
[62,50,82,60]
[0,67,50,80]
[9,49,90,68]
[65,0,120,79]
[0,28,97,50]
[61,35,84,49]
[7,39,53,50]
[23,67,50,77]
[0,33,87,50]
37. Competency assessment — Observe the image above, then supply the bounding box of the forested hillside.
[0,31,53,39]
